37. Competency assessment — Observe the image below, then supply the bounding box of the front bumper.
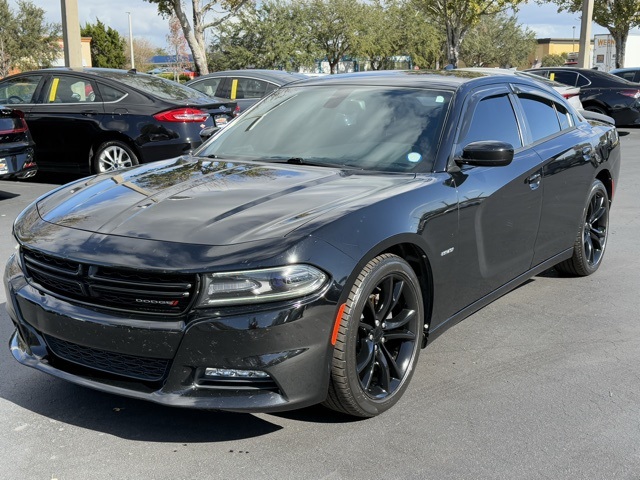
[4,254,336,412]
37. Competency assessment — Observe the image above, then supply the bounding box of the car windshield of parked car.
[95,72,204,100]
[197,85,452,173]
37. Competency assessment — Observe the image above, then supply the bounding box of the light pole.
[127,12,135,70]
[572,26,576,53]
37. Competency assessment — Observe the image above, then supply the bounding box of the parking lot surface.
[1,129,639,480]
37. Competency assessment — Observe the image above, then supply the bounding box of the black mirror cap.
[199,125,221,140]
[457,141,514,167]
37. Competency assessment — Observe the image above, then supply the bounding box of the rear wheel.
[584,104,608,116]
[556,179,609,276]
[324,254,423,417]
[92,140,139,173]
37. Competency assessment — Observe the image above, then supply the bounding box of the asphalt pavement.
[1,130,639,480]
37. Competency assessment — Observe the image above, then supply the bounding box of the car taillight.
[619,89,640,99]
[233,105,241,117]
[154,108,210,123]
[562,92,579,99]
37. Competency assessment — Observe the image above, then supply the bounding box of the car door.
[26,73,105,171]
[512,85,597,266]
[446,85,544,315]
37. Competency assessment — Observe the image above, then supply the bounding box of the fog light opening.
[204,367,269,378]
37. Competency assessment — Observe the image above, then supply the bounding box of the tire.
[584,104,608,116]
[556,179,609,276]
[92,140,139,173]
[324,254,424,417]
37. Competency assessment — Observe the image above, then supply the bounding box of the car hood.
[36,157,417,246]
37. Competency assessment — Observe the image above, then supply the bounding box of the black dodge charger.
[4,71,620,417]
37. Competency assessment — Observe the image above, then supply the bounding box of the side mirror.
[199,126,221,140]
[456,141,514,167]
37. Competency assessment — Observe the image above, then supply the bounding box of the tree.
[81,19,126,68]
[211,1,315,71]
[541,52,568,67]
[546,0,640,69]
[411,0,525,67]
[125,38,158,71]
[0,0,60,77]
[298,0,366,74]
[460,13,536,68]
[144,0,253,75]
[167,13,190,80]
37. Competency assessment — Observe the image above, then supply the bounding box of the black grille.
[44,334,170,382]
[22,248,197,315]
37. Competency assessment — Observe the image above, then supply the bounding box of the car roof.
[191,69,308,84]
[609,67,640,73]
[287,69,545,91]
[458,67,575,89]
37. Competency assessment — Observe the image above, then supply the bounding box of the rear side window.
[235,78,269,99]
[519,95,561,141]
[576,74,590,87]
[549,71,578,87]
[0,110,25,133]
[189,78,223,97]
[0,75,42,104]
[98,84,126,102]
[618,72,635,82]
[460,94,522,149]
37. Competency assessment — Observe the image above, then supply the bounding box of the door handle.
[527,172,541,190]
[81,110,98,116]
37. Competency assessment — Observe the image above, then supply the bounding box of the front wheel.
[92,140,139,173]
[556,179,609,276]
[324,254,424,417]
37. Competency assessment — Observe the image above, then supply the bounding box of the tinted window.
[460,94,522,148]
[549,71,578,86]
[96,72,204,100]
[576,74,590,87]
[198,86,452,172]
[555,102,573,130]
[519,95,561,141]
[99,83,126,102]
[0,75,42,104]
[619,72,635,82]
[190,77,223,97]
[236,78,268,99]
[0,110,23,132]
[45,75,97,103]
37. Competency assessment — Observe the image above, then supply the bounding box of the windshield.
[196,85,452,173]
[96,71,205,100]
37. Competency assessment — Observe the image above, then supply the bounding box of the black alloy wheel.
[557,179,609,276]
[324,254,423,417]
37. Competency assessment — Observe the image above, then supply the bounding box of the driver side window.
[459,94,522,149]
[0,75,42,104]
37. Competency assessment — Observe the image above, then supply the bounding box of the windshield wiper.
[261,157,360,170]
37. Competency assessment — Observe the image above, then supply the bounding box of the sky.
[9,0,618,52]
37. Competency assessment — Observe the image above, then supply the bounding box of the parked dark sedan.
[186,69,307,112]
[526,67,640,125]
[0,68,237,174]
[4,71,620,417]
[0,106,37,180]
[609,67,640,83]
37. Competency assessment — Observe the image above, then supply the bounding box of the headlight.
[198,265,328,307]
